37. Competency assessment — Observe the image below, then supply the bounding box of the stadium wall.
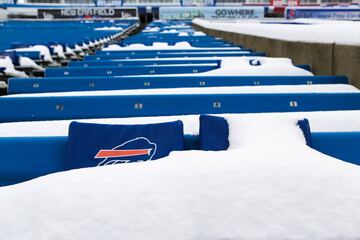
[193,23,360,90]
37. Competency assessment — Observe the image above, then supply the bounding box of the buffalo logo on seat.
[94,137,157,166]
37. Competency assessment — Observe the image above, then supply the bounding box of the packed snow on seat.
[94,26,124,31]
[197,57,313,76]
[10,45,54,63]
[18,56,44,71]
[103,41,241,50]
[0,56,28,78]
[0,110,359,137]
[5,84,358,98]
[1,118,360,239]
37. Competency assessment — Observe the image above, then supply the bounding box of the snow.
[0,56,28,78]
[227,115,306,148]
[1,122,360,239]
[88,41,95,48]
[6,84,357,98]
[65,46,76,56]
[198,57,313,76]
[178,31,189,36]
[0,110,359,137]
[163,24,191,29]
[94,26,124,31]
[18,57,44,71]
[142,27,160,32]
[159,30,205,35]
[95,56,313,77]
[80,43,89,51]
[160,29,179,33]
[12,45,54,63]
[73,44,83,53]
[0,56,16,71]
[153,42,169,47]
[0,81,7,89]
[1,20,360,239]
[193,31,206,36]
[103,41,241,50]
[52,45,66,59]
[193,18,360,46]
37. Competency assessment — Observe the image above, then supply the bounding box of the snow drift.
[1,118,360,239]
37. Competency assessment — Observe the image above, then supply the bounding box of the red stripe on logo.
[95,149,152,159]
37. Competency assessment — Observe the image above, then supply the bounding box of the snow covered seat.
[0,114,359,191]
[12,45,54,63]
[0,54,28,78]
[0,51,43,73]
[199,115,312,151]
[0,20,137,65]
[13,51,42,61]
[0,109,359,186]
[2,131,360,239]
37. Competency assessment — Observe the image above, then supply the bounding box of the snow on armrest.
[199,115,312,151]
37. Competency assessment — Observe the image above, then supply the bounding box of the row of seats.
[0,20,359,186]
[0,19,138,85]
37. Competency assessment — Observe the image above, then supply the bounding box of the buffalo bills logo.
[94,137,157,166]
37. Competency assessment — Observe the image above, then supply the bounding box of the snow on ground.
[193,18,360,45]
[0,110,360,137]
[4,84,358,98]
[1,118,360,239]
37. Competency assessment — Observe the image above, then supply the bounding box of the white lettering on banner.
[215,9,255,17]
[159,7,264,20]
[60,8,116,17]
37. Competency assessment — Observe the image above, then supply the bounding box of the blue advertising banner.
[160,6,265,20]
[286,7,360,20]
